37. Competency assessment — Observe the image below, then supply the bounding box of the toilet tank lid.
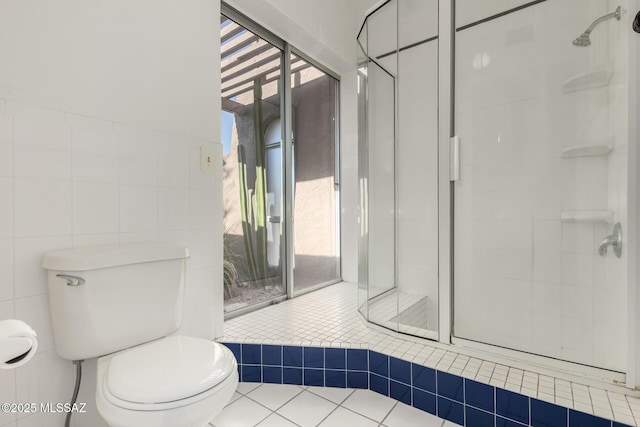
[42,244,189,271]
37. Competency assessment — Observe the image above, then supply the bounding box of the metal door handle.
[267,216,281,223]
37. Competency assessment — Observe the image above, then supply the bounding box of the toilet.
[42,244,238,427]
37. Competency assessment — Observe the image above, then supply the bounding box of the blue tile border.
[530,398,566,427]
[221,342,630,427]
[465,379,494,413]
[438,371,464,403]
[497,388,529,425]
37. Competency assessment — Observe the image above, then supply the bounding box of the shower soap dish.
[562,66,613,93]
[560,210,613,223]
[561,137,613,158]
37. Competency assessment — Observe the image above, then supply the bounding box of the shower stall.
[358,0,637,379]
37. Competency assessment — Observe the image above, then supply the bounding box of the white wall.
[0,1,219,142]
[340,71,359,282]
[0,1,221,426]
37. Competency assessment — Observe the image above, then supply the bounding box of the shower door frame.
[437,0,453,347]
[628,0,640,390]
[435,0,640,389]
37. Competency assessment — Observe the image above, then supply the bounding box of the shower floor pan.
[368,290,437,339]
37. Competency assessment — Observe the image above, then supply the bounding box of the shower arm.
[583,6,622,36]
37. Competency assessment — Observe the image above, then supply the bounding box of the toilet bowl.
[96,336,238,427]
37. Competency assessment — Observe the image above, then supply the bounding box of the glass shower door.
[365,59,397,328]
[452,0,629,371]
[357,0,440,339]
[357,10,397,325]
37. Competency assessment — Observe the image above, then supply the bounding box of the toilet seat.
[101,336,236,411]
[96,337,238,427]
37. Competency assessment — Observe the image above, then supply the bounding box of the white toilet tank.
[42,244,189,361]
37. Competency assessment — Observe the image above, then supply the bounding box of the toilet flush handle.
[56,274,85,286]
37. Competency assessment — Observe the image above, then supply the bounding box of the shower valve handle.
[598,223,622,258]
[633,10,640,33]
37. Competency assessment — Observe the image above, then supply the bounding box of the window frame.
[221,3,342,318]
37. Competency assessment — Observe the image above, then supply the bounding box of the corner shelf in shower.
[561,66,613,94]
[561,138,613,158]
[560,210,614,223]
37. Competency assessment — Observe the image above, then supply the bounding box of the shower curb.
[220,342,630,427]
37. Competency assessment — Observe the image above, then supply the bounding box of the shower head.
[573,5,622,47]
[572,32,592,47]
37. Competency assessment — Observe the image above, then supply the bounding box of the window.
[220,5,340,315]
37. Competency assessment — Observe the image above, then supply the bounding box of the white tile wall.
[119,185,159,232]
[13,146,71,180]
[71,126,119,184]
[0,178,13,239]
[157,132,191,188]
[0,143,13,177]
[14,178,72,238]
[0,99,222,426]
[0,240,13,301]
[0,369,17,425]
[73,182,119,234]
[14,236,72,298]
[13,117,70,150]
[0,114,13,145]
[118,125,157,186]
[159,188,190,230]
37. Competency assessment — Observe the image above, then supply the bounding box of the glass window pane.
[221,15,285,313]
[290,55,340,292]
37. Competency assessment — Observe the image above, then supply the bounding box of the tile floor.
[211,383,455,427]
[222,282,640,426]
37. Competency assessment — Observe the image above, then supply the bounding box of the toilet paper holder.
[3,340,33,364]
[0,319,38,369]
